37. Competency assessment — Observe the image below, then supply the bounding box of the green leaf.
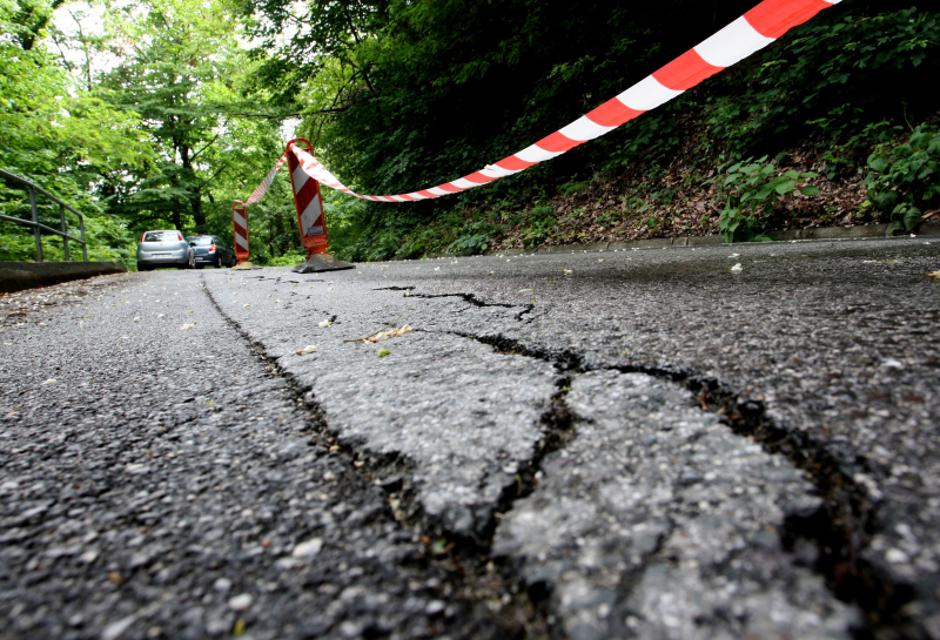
[868,155,889,172]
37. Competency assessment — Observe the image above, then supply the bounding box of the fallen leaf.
[377,347,392,358]
[294,345,317,356]
[928,271,940,280]
[318,319,333,328]
[179,323,196,331]
[730,263,743,273]
[356,324,413,344]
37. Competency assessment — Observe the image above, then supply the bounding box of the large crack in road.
[202,267,913,639]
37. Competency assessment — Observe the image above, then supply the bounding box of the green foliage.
[96,0,252,232]
[265,251,308,267]
[866,125,940,234]
[447,221,498,256]
[520,204,557,250]
[717,157,817,243]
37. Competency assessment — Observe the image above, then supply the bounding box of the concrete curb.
[0,261,127,294]
[499,222,940,255]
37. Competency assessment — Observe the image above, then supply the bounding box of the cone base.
[293,253,355,273]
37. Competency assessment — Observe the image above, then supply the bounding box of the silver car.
[136,230,195,271]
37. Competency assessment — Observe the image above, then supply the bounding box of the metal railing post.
[59,203,70,261]
[29,186,43,262]
[1,168,90,262]
[79,215,88,262]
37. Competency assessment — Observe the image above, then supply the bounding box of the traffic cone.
[285,138,354,274]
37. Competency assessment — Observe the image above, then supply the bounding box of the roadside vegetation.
[1,0,938,266]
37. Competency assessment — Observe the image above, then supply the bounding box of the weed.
[717,157,818,243]
[865,125,940,235]
[520,204,557,249]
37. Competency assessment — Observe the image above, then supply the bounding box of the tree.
[1,0,152,262]
[97,0,251,232]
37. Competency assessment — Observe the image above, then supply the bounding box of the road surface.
[1,237,938,639]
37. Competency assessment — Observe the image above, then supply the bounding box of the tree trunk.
[180,144,206,230]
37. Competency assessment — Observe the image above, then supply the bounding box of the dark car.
[187,235,236,268]
[137,230,195,271]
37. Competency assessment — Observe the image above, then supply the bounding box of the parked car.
[136,230,194,271]
[186,235,236,268]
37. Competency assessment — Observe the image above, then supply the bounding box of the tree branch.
[190,132,222,162]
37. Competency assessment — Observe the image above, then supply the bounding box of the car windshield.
[144,231,181,242]
[188,236,214,246]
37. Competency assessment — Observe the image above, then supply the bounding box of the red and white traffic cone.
[285,138,354,273]
[231,200,253,269]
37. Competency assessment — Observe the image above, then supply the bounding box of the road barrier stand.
[285,139,354,273]
[231,200,253,269]
[230,152,287,269]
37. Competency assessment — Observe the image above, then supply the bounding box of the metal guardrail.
[0,168,89,262]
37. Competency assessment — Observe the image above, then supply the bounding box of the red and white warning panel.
[285,138,353,273]
[231,201,250,265]
[282,0,841,203]
[286,138,328,255]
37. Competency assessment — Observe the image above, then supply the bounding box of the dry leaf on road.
[294,345,317,356]
[350,324,413,344]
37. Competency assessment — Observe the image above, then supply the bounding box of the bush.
[717,157,818,243]
[446,220,498,256]
[520,204,557,249]
[865,125,940,234]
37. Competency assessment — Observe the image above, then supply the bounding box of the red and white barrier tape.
[244,153,288,205]
[281,0,841,203]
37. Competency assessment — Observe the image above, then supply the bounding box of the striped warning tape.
[280,0,841,203]
[244,153,288,206]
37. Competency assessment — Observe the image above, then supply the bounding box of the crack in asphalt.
[201,280,555,639]
[448,330,924,640]
[373,286,538,323]
[207,275,924,639]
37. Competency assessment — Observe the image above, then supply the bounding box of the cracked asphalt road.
[1,237,938,639]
